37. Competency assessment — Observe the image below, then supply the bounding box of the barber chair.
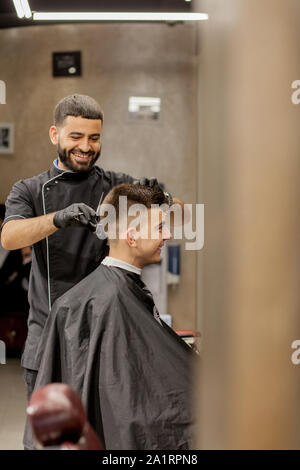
[27,383,104,450]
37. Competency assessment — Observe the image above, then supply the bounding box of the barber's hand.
[53,203,98,231]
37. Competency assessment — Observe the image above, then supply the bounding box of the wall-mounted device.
[52,51,81,77]
[128,96,161,121]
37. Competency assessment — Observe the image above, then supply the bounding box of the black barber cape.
[34,265,196,450]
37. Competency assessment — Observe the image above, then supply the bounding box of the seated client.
[29,184,197,450]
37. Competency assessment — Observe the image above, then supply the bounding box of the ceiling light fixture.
[33,12,208,22]
[12,0,24,18]
[12,0,32,19]
[21,0,32,18]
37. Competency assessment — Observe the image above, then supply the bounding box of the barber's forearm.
[1,213,58,250]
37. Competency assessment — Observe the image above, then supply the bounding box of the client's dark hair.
[103,183,168,215]
[54,94,104,127]
[101,184,168,242]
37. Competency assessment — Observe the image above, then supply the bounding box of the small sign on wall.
[128,96,161,121]
[52,51,82,77]
[0,123,14,154]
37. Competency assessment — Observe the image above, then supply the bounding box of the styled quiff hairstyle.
[103,183,167,215]
[102,184,168,242]
[54,94,104,127]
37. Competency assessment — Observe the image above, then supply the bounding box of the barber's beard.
[57,143,101,173]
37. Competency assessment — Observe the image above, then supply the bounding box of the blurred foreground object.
[27,383,104,450]
[195,0,300,449]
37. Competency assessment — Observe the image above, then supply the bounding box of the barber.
[0,95,173,430]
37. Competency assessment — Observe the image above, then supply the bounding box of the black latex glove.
[53,203,98,231]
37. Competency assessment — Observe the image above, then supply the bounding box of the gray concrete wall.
[0,22,198,328]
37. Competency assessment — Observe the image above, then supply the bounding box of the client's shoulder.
[55,264,124,308]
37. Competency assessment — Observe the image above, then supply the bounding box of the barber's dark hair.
[54,94,104,127]
[103,184,168,217]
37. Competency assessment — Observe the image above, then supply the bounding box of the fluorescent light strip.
[21,0,32,19]
[13,0,25,19]
[13,0,32,19]
[33,12,208,22]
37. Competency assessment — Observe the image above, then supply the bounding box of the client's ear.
[126,228,137,248]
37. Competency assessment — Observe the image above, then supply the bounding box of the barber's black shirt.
[3,162,136,370]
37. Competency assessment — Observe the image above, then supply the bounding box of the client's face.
[135,208,172,266]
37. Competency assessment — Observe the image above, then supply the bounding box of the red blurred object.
[27,383,104,450]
